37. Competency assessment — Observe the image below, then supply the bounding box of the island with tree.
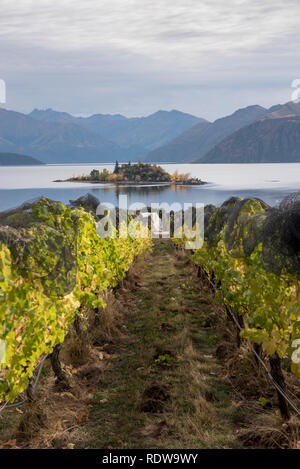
[57,162,206,185]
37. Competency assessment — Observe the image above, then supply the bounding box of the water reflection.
[170,184,191,193]
[113,184,172,197]
[84,182,293,209]
[88,183,175,208]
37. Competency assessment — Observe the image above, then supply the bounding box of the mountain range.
[0,101,300,165]
[0,108,125,163]
[193,101,300,163]
[197,115,300,163]
[146,101,300,164]
[145,105,268,163]
[0,107,202,164]
[29,108,203,152]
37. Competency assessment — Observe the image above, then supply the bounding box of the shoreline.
[54,179,207,186]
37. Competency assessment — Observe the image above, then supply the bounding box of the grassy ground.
[83,240,244,449]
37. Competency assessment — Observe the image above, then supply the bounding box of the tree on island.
[113,160,120,174]
[90,169,100,179]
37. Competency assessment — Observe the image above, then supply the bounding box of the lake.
[0,163,299,212]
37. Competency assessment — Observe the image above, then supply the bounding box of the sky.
[1,0,300,120]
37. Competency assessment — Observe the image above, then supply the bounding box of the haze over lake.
[0,163,299,212]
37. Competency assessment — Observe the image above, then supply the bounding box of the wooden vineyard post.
[269,353,290,420]
[50,343,70,390]
[236,314,244,348]
[73,314,82,337]
[26,377,35,402]
[253,343,262,366]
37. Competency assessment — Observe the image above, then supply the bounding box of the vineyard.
[0,198,152,404]
[0,194,299,448]
[189,194,300,419]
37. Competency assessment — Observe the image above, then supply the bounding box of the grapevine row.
[173,197,300,380]
[0,198,152,402]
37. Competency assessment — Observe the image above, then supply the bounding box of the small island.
[56,162,206,185]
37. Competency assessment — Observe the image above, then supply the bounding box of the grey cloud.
[0,0,299,119]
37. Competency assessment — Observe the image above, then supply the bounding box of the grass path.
[84,240,242,449]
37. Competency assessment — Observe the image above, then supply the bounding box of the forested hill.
[196,116,300,163]
[145,105,267,163]
[0,152,44,165]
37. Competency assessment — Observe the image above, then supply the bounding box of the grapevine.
[0,198,152,402]
[171,196,300,379]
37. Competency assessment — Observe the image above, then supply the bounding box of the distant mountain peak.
[196,115,300,163]
[145,103,268,163]
[28,107,204,153]
[232,104,266,114]
[263,101,300,119]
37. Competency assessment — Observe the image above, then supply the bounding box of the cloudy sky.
[1,0,300,120]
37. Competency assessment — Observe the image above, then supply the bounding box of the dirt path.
[83,240,242,449]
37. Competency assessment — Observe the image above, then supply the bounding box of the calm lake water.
[0,163,299,212]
